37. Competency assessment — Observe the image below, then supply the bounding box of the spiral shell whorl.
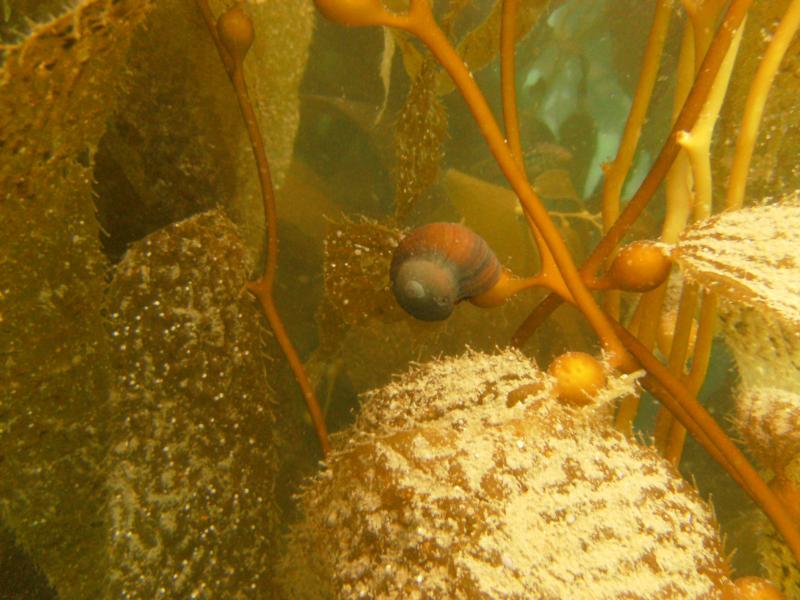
[390,223,502,321]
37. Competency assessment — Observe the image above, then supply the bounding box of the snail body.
[390,222,509,321]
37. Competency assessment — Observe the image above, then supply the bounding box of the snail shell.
[390,222,502,321]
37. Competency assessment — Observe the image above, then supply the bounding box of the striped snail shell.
[390,222,502,321]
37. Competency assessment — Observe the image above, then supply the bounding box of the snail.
[390,222,536,321]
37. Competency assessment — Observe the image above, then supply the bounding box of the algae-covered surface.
[2,0,800,598]
[0,0,303,597]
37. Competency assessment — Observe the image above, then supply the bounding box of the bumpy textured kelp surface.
[281,351,729,599]
[93,0,240,260]
[0,0,152,597]
[93,0,314,263]
[106,210,280,598]
[0,0,303,597]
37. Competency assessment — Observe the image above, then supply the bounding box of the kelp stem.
[195,0,330,455]
[394,10,800,561]
[654,17,743,457]
[499,0,523,169]
[312,0,800,567]
[600,0,673,321]
[665,292,718,465]
[499,0,565,309]
[725,0,800,211]
[611,322,800,565]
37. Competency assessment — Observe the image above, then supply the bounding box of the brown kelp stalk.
[501,0,794,564]
[599,0,673,323]
[313,0,800,566]
[498,0,566,308]
[652,5,743,462]
[600,0,674,219]
[725,0,800,212]
[659,0,800,467]
[194,1,330,455]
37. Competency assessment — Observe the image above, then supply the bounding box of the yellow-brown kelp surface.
[0,0,302,595]
[93,0,314,263]
[281,350,730,599]
[106,210,281,598]
[0,1,152,597]
[676,198,800,599]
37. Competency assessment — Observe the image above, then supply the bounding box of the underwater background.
[1,0,799,597]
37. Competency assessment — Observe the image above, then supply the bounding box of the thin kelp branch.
[610,320,800,566]
[653,12,744,458]
[584,0,751,274]
[615,8,701,436]
[404,4,636,365]
[664,291,718,465]
[194,1,330,455]
[677,12,744,223]
[624,278,800,560]
[313,0,800,569]
[663,1,800,466]
[498,0,563,308]
[652,281,700,454]
[317,0,633,368]
[595,0,673,433]
[499,0,524,169]
[512,0,754,347]
[725,0,800,211]
[599,0,673,236]
[599,0,673,321]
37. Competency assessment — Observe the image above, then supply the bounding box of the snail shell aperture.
[390,223,502,321]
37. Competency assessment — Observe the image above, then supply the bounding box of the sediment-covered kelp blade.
[106,210,281,597]
[0,0,152,596]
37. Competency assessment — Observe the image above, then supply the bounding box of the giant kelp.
[0,1,152,596]
[295,0,800,596]
[0,0,302,597]
[3,0,800,597]
[93,0,313,263]
[282,351,730,599]
[714,0,800,206]
[106,210,281,598]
